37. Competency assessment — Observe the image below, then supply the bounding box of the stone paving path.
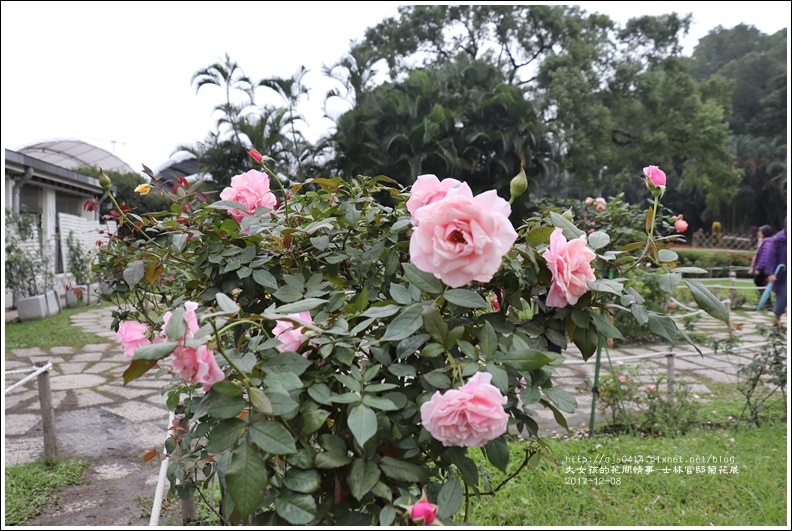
[2,304,786,524]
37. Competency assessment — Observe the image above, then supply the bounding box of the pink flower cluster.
[116,301,225,391]
[408,174,518,288]
[542,228,597,308]
[219,169,277,222]
[585,197,607,212]
[420,372,508,447]
[272,311,313,355]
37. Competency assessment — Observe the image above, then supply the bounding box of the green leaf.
[549,211,584,239]
[381,303,426,341]
[587,231,610,250]
[122,359,157,385]
[684,279,729,322]
[479,321,497,358]
[402,263,443,294]
[421,371,451,389]
[422,307,448,345]
[307,383,332,405]
[211,380,244,397]
[362,395,399,411]
[590,311,624,339]
[206,418,247,453]
[390,283,414,305]
[275,298,327,314]
[208,199,247,211]
[248,387,273,415]
[315,449,352,468]
[395,334,429,359]
[275,493,316,525]
[205,392,247,419]
[658,249,678,263]
[273,284,303,303]
[659,272,683,293]
[123,260,145,288]
[500,349,555,371]
[164,308,186,341]
[573,325,599,361]
[445,447,478,486]
[299,409,330,437]
[387,364,416,378]
[347,404,377,447]
[670,267,708,275]
[647,313,678,345]
[540,399,569,432]
[133,341,177,361]
[310,235,330,251]
[362,304,401,319]
[250,420,297,455]
[335,373,362,392]
[264,352,311,375]
[485,365,508,393]
[348,459,381,501]
[380,505,396,526]
[437,476,464,520]
[379,456,428,483]
[283,469,321,494]
[252,269,278,290]
[544,387,577,413]
[268,392,299,416]
[226,441,268,519]
[216,292,240,314]
[171,233,188,253]
[525,226,554,247]
[443,289,488,308]
[483,438,510,473]
[586,279,623,296]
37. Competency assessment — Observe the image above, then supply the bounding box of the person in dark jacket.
[750,225,774,288]
[759,228,787,326]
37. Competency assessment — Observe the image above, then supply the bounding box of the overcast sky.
[1,1,789,175]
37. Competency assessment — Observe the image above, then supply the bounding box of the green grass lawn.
[4,458,90,525]
[4,302,109,350]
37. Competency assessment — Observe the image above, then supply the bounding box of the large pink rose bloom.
[117,321,152,357]
[171,344,225,391]
[420,372,509,447]
[409,188,518,288]
[406,174,469,225]
[543,228,597,308]
[219,169,277,222]
[273,311,313,353]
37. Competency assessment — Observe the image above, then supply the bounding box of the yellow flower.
[134,183,152,195]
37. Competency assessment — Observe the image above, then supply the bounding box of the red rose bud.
[248,148,264,163]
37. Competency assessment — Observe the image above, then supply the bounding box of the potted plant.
[4,209,61,321]
[64,230,96,307]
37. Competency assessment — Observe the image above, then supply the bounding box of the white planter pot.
[16,293,49,321]
[45,290,61,316]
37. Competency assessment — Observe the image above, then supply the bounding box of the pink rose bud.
[674,219,688,233]
[410,499,438,525]
[643,165,667,197]
[248,148,264,163]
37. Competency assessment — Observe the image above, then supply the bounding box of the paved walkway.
[2,304,786,522]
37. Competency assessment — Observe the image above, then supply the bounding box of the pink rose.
[585,197,593,205]
[420,372,508,447]
[646,384,657,392]
[248,148,264,163]
[406,174,469,225]
[542,228,597,308]
[674,219,688,233]
[219,169,277,222]
[171,344,225,391]
[410,498,438,525]
[161,301,200,340]
[117,321,152,357]
[643,165,667,196]
[409,188,518,288]
[273,311,313,353]
[618,374,627,383]
[595,197,606,212]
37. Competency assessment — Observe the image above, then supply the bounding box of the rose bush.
[94,154,727,525]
